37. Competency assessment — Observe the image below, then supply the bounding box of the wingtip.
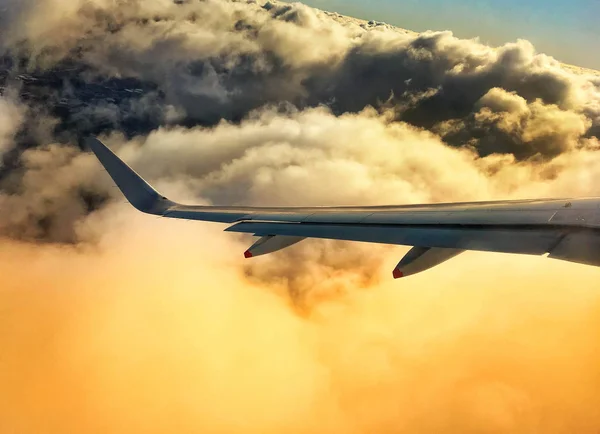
[392,268,404,279]
[244,250,253,259]
[87,136,173,215]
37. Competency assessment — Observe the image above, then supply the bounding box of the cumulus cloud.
[435,87,594,158]
[1,1,600,432]
[1,0,598,155]
[0,93,25,158]
[2,102,599,246]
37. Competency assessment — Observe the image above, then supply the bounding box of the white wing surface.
[87,137,600,278]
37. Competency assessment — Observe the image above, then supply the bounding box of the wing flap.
[393,247,465,278]
[244,235,306,258]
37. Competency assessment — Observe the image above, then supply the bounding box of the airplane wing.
[87,137,600,278]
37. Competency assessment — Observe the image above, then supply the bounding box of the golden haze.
[2,210,600,434]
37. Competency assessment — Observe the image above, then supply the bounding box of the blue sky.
[297,0,600,70]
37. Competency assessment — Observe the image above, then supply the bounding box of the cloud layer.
[1,1,600,433]
[3,213,600,434]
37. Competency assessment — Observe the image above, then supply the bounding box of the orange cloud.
[2,211,600,434]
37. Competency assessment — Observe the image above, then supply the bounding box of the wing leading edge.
[87,137,600,278]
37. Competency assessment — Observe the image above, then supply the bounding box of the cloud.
[1,0,598,157]
[434,87,593,158]
[1,1,600,432]
[1,102,599,246]
[2,212,600,434]
[0,93,25,158]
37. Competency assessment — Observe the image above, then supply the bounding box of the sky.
[296,0,600,70]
